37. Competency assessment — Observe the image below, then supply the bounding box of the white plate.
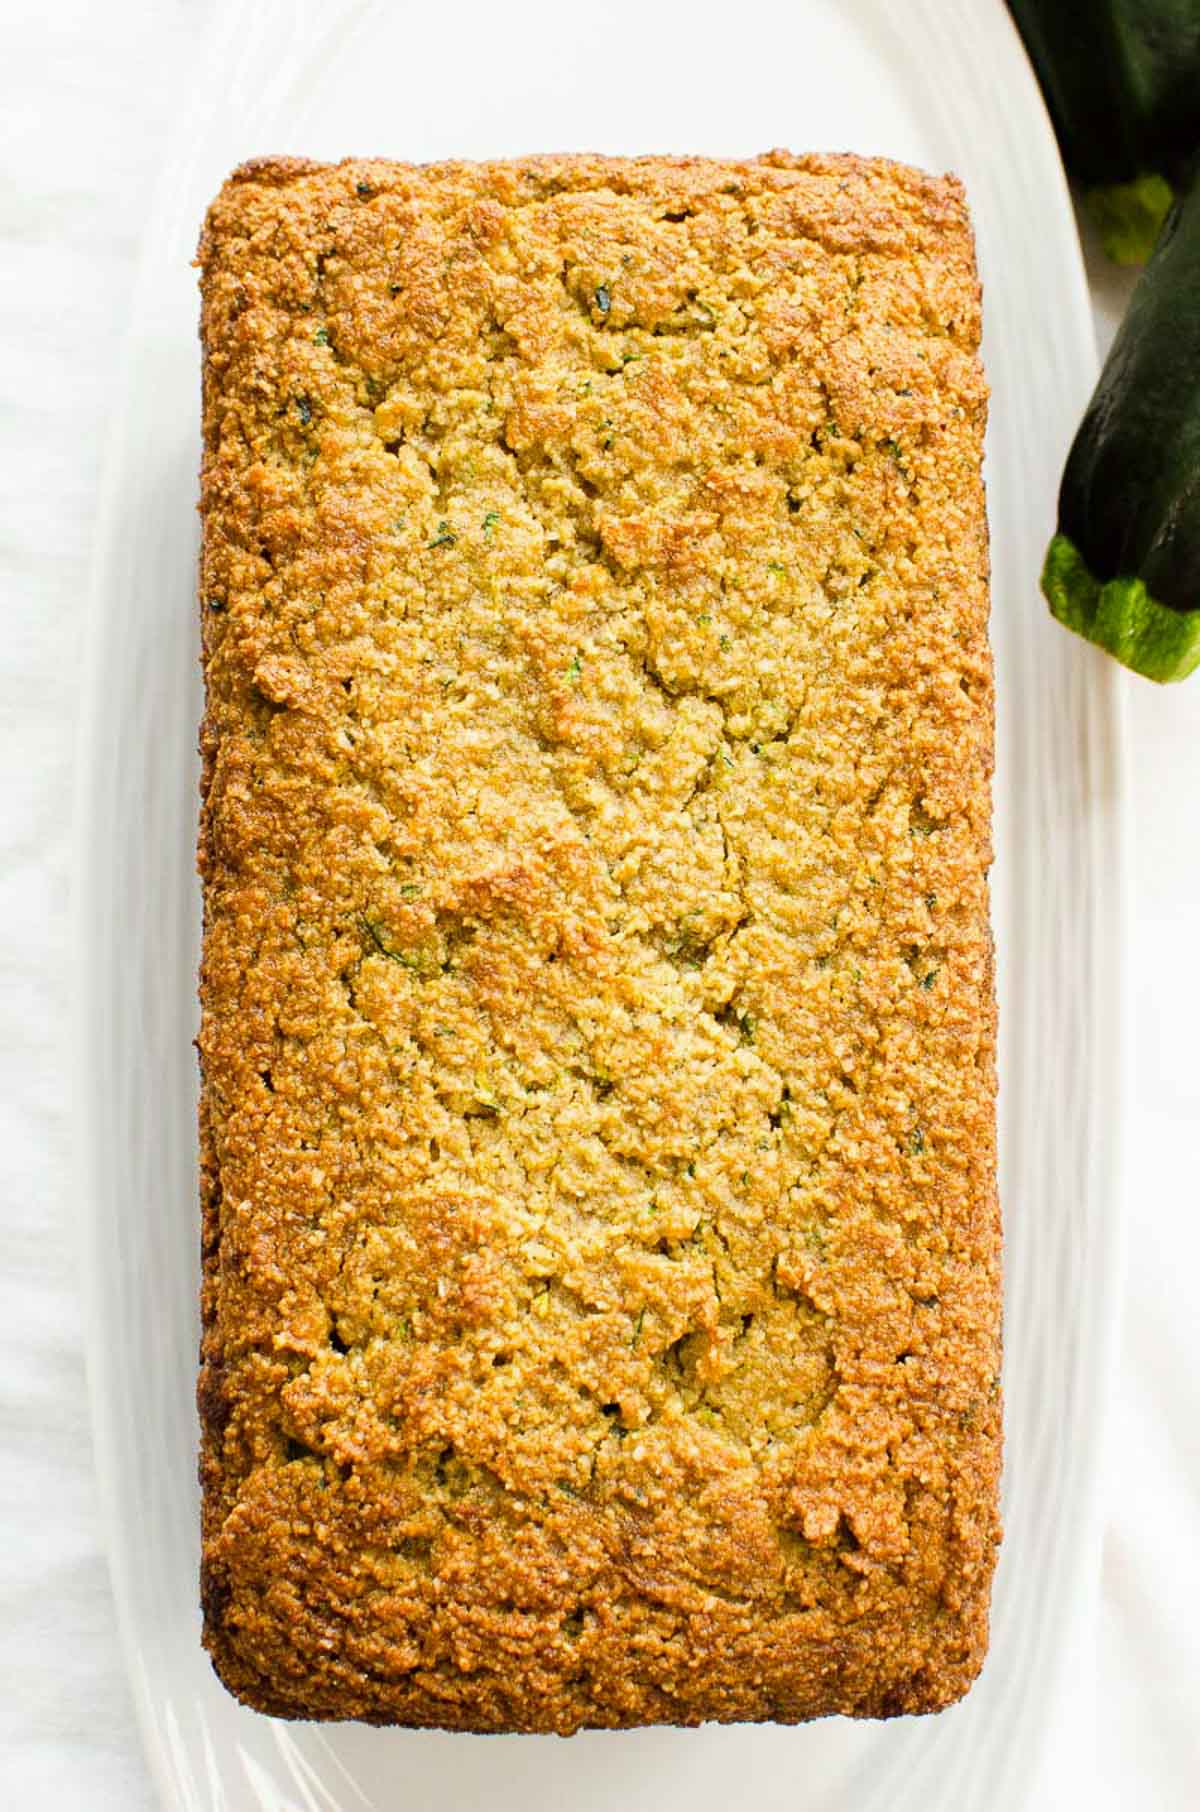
[77,1,1126,1808]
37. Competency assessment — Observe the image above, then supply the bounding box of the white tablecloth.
[3,3,1197,1804]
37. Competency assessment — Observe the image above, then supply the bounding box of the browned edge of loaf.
[196,149,1000,1731]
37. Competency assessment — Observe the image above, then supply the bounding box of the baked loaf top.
[197,151,999,1731]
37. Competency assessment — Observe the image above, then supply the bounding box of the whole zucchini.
[1043,171,1200,681]
[1008,0,1200,262]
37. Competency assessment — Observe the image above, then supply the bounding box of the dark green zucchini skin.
[1043,173,1200,681]
[1008,0,1200,260]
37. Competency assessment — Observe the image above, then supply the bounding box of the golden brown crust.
[196,150,1000,1730]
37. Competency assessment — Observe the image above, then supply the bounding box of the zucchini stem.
[1042,533,1200,683]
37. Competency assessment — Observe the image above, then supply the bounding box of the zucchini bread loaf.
[197,151,999,1730]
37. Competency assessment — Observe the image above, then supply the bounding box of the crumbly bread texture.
[197,151,1000,1731]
